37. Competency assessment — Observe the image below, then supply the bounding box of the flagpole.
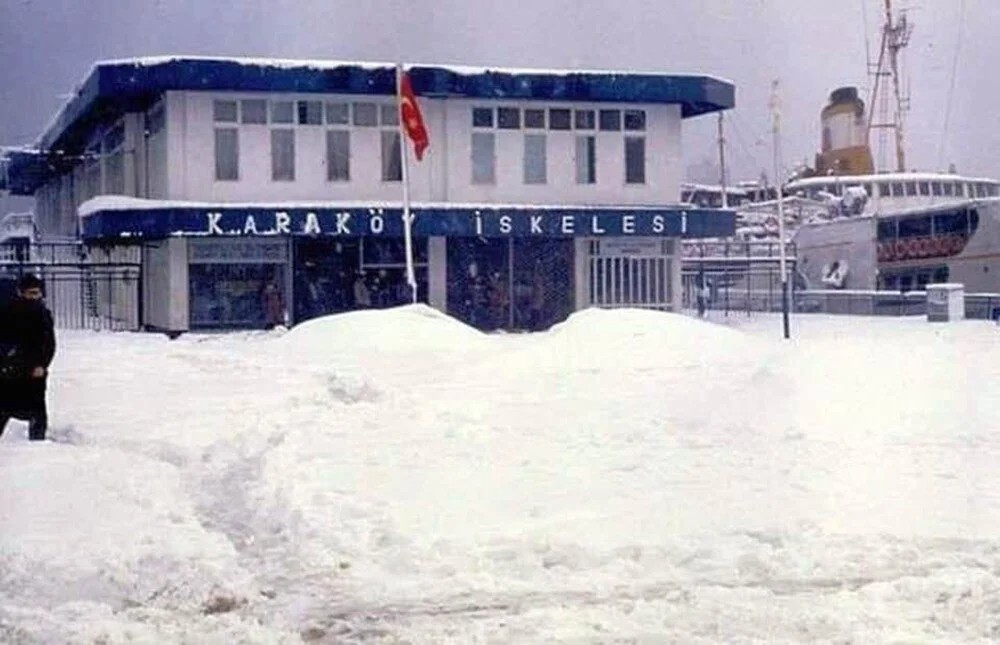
[770,80,791,339]
[397,63,418,304]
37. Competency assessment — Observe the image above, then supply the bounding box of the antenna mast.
[866,0,912,172]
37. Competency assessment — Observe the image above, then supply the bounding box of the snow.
[2,308,999,642]
[79,195,695,217]
[95,55,396,72]
[87,55,732,85]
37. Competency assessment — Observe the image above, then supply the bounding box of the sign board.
[188,238,288,264]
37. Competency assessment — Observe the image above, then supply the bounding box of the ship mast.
[866,0,912,172]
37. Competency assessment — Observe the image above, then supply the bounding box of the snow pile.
[279,303,487,358]
[1,309,999,642]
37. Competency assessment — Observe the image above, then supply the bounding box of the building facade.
[3,57,735,331]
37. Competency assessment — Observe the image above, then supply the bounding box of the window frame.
[471,131,496,184]
[575,135,597,185]
[624,136,646,185]
[523,133,547,185]
[270,128,296,181]
[214,127,240,182]
[326,129,350,182]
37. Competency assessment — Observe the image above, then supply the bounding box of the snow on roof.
[89,55,734,86]
[78,196,713,218]
[787,172,1000,187]
[92,55,395,72]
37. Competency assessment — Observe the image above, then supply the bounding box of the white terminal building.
[1,57,735,332]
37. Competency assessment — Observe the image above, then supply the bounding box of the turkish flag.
[399,72,429,161]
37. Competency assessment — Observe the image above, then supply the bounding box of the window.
[380,104,399,127]
[353,102,378,126]
[549,108,571,130]
[241,99,267,124]
[524,134,547,184]
[599,109,621,131]
[381,131,402,182]
[933,210,968,235]
[919,181,930,196]
[905,182,917,197]
[942,182,954,197]
[325,102,349,125]
[575,135,596,184]
[84,144,101,199]
[898,216,931,238]
[524,109,545,129]
[956,182,966,197]
[271,101,294,124]
[271,129,295,181]
[471,132,495,184]
[891,183,903,197]
[297,100,322,125]
[498,107,520,129]
[213,100,238,123]
[214,128,239,181]
[876,219,896,241]
[879,182,891,198]
[326,130,350,181]
[931,182,942,196]
[624,137,645,184]
[472,107,494,128]
[574,109,595,130]
[623,109,646,131]
[103,124,125,195]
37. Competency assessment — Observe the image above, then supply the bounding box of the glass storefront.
[447,238,574,331]
[188,238,289,329]
[293,237,428,323]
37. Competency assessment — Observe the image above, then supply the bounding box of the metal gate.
[0,243,142,331]
[588,255,672,309]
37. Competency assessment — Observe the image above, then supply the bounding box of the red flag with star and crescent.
[399,71,429,161]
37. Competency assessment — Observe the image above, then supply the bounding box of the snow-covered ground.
[2,307,999,643]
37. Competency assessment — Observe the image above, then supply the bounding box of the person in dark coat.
[0,274,56,441]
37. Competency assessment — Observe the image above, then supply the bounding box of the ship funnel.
[816,86,873,175]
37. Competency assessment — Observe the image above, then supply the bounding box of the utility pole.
[717,112,728,209]
[770,80,790,339]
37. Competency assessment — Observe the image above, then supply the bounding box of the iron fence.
[681,274,1000,321]
[0,243,142,331]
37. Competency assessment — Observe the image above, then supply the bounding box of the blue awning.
[81,203,736,241]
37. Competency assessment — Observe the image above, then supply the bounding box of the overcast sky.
[2,0,998,198]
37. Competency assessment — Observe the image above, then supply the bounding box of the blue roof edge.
[80,203,737,241]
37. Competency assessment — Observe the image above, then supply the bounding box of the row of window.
[213,99,648,134]
[879,267,950,292]
[471,106,646,132]
[213,99,400,128]
[214,128,402,182]
[214,128,647,185]
[796,179,1000,200]
[875,209,980,241]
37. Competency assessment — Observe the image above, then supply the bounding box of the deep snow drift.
[2,307,999,643]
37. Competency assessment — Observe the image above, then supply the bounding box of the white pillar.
[428,236,447,313]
